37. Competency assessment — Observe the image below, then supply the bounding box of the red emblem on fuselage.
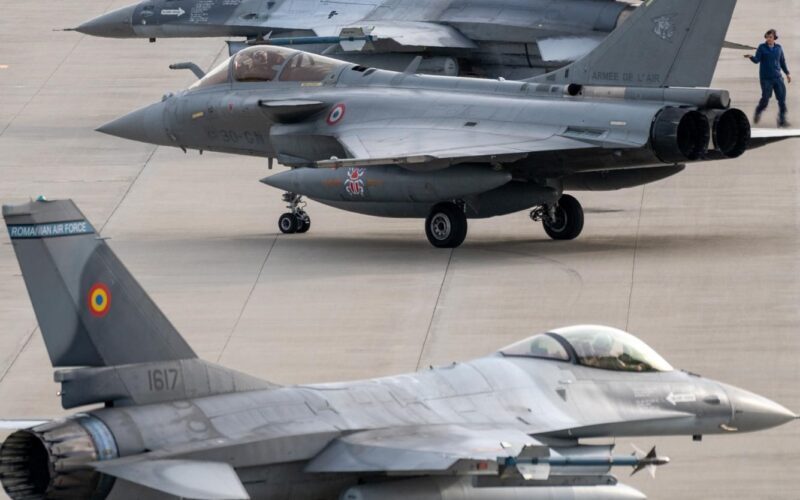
[344,168,366,196]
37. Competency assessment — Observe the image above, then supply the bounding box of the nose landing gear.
[278,192,311,234]
[530,194,584,240]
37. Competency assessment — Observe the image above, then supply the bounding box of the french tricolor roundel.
[326,103,346,125]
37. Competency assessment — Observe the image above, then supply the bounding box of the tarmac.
[0,1,798,498]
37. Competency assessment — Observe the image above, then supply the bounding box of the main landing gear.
[530,194,584,240]
[425,202,467,248]
[278,192,311,234]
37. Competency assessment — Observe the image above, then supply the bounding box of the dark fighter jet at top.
[0,198,796,499]
[72,0,640,78]
[98,0,800,248]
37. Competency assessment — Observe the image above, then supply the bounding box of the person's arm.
[781,49,792,82]
[749,45,764,63]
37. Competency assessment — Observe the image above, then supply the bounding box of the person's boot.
[778,114,791,128]
[753,111,762,124]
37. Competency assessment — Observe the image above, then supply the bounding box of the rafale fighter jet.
[73,0,639,79]
[98,0,800,248]
[1,198,797,499]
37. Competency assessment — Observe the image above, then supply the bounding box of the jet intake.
[0,416,117,500]
[707,108,751,159]
[650,107,710,163]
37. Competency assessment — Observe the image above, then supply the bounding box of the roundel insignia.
[326,103,346,125]
[88,283,111,317]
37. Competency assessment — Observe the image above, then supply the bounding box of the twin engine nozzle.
[651,107,751,164]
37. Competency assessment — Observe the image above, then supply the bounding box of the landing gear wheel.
[278,192,311,235]
[278,213,299,234]
[296,211,311,234]
[542,194,584,240]
[425,202,468,248]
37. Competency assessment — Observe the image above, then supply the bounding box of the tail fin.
[530,0,737,88]
[3,199,196,367]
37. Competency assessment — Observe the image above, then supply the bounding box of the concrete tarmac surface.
[0,1,798,498]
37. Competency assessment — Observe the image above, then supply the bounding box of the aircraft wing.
[93,459,250,500]
[313,120,637,169]
[305,424,543,473]
[314,22,478,50]
[749,128,800,149]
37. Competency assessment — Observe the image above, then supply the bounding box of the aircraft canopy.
[501,325,674,373]
[190,46,347,90]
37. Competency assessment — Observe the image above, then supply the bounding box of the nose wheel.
[425,202,467,248]
[278,193,311,234]
[530,194,584,240]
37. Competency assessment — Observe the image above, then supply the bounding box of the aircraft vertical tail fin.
[529,0,737,88]
[3,199,196,368]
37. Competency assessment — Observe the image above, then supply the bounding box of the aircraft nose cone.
[74,4,137,38]
[723,384,797,432]
[261,170,298,192]
[97,101,170,146]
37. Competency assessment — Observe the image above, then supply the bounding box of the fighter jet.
[97,0,800,248]
[72,0,639,79]
[0,198,796,499]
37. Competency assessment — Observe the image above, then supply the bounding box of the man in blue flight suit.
[745,29,792,127]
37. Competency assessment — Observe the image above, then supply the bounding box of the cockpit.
[189,46,348,90]
[500,325,673,373]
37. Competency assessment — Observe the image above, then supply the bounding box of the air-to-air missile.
[97,0,800,248]
[0,198,796,499]
[70,0,640,79]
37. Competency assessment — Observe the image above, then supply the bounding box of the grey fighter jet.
[98,0,800,248]
[73,0,639,79]
[1,198,796,500]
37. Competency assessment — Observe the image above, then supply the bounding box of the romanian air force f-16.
[97,0,800,248]
[1,198,796,499]
[73,0,640,79]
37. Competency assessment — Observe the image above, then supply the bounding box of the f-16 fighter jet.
[98,0,800,248]
[72,0,639,79]
[1,198,796,499]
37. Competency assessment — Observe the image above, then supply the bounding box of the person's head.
[765,29,779,45]
[591,333,614,357]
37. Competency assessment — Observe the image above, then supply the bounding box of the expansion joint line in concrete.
[625,185,646,331]
[0,325,38,384]
[216,234,278,363]
[0,0,117,138]
[415,249,455,371]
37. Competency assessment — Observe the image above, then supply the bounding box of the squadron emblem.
[344,168,366,196]
[652,15,677,41]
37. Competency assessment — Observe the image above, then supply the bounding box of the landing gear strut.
[530,194,584,240]
[278,192,311,234]
[425,202,468,248]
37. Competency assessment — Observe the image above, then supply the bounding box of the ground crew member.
[746,29,791,127]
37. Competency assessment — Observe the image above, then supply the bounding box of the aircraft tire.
[296,212,311,234]
[425,202,468,248]
[543,194,584,240]
[278,213,299,234]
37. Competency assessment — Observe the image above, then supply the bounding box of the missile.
[504,446,670,480]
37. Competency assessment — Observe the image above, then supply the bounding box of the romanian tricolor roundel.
[88,283,111,317]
